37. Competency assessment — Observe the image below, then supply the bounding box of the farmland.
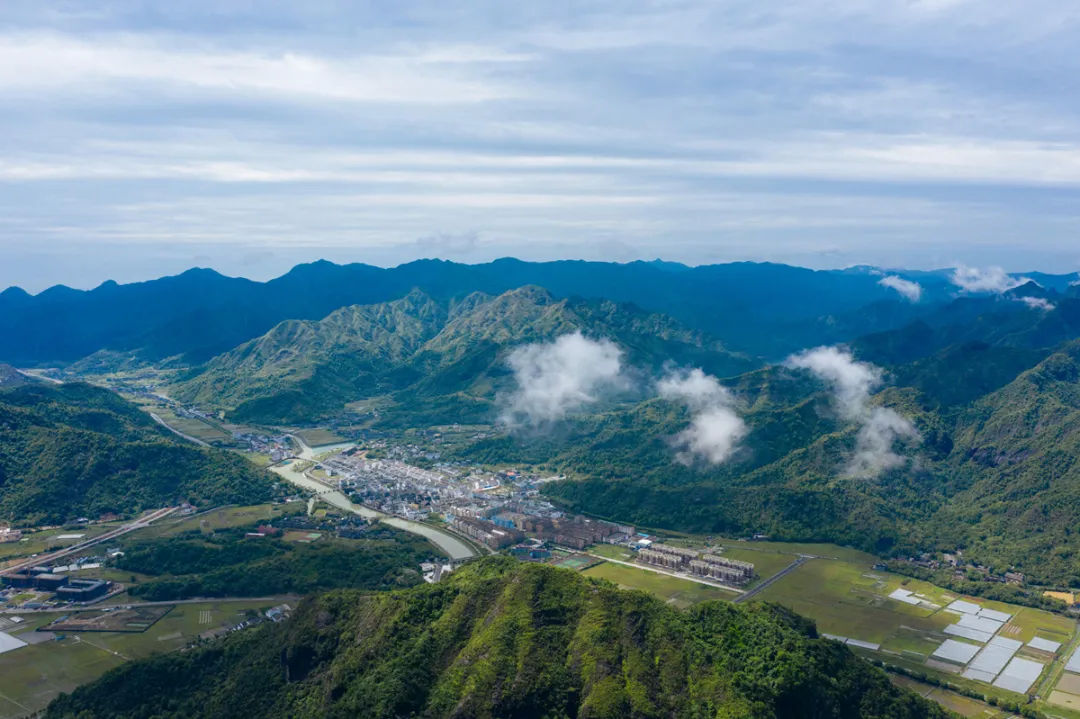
[0,598,287,717]
[568,535,1080,717]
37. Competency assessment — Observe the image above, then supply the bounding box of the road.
[2,595,301,615]
[585,552,744,595]
[733,556,808,603]
[149,412,210,446]
[2,507,177,576]
[15,369,63,384]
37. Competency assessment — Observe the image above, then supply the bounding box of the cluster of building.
[1,566,112,602]
[448,515,523,549]
[637,543,755,586]
[0,528,22,543]
[446,505,633,550]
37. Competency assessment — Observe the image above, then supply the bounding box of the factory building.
[56,578,110,602]
[1,570,72,591]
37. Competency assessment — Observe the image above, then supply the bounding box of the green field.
[294,428,347,447]
[150,407,233,444]
[890,674,1009,718]
[753,558,960,644]
[0,599,285,717]
[581,561,737,608]
[745,552,1080,716]
[132,503,301,540]
[587,544,634,561]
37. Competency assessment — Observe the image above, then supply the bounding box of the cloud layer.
[501,331,625,427]
[6,3,1080,290]
[878,275,922,302]
[786,346,919,478]
[658,368,747,465]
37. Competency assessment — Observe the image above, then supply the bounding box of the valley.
[8,261,1080,718]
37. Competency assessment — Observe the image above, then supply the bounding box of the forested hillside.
[533,339,1080,585]
[172,286,754,423]
[0,383,275,524]
[46,558,947,719]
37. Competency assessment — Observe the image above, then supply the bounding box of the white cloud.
[949,264,1026,293]
[658,368,747,465]
[877,274,922,302]
[785,346,919,478]
[1017,295,1055,311]
[785,346,881,420]
[501,331,625,427]
[848,407,921,479]
[0,34,518,104]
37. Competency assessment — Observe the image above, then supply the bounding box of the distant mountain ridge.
[0,258,986,366]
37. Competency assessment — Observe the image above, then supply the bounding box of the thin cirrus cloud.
[4,2,1080,291]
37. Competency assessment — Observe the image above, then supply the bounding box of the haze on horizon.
[3,1,1080,292]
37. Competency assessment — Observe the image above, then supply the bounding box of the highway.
[1,595,301,615]
[2,507,177,576]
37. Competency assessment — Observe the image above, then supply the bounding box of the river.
[268,453,477,561]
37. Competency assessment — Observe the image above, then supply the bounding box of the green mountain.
[0,383,275,524]
[532,339,1080,585]
[173,287,756,424]
[46,558,946,719]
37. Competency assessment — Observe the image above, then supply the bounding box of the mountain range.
[7,259,1080,583]
[171,286,754,423]
[4,257,1051,367]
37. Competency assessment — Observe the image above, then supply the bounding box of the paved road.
[15,369,63,385]
[2,595,302,615]
[585,553,744,595]
[149,412,210,446]
[734,556,808,603]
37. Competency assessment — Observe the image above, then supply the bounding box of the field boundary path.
[734,555,809,603]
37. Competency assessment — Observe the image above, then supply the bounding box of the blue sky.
[2,1,1080,292]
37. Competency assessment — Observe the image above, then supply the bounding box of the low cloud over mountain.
[501,331,626,428]
[877,275,922,302]
[657,368,747,465]
[786,346,919,478]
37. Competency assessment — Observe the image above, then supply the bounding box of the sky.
[3,1,1080,292]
